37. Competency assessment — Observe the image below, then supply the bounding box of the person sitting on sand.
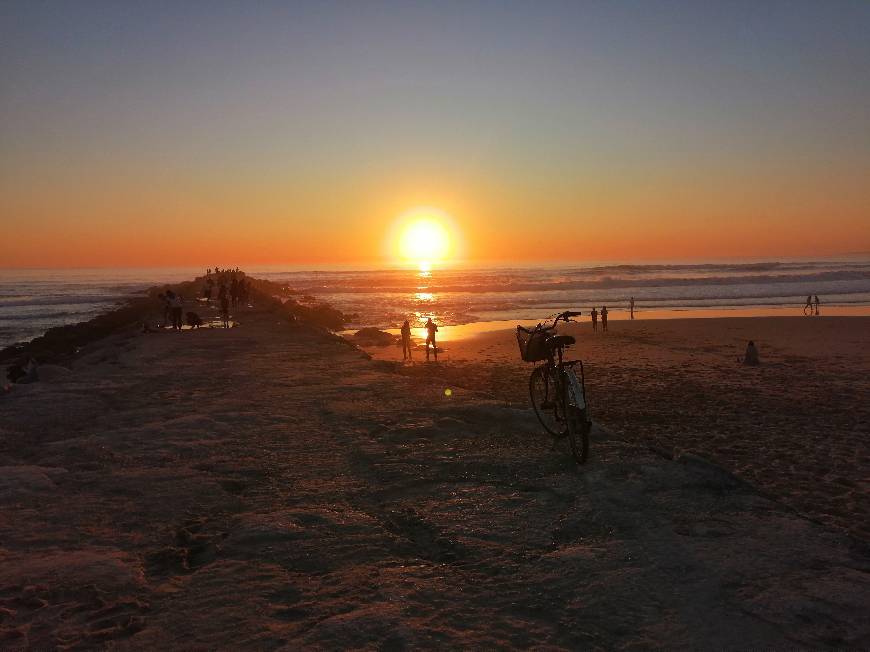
[424,317,438,361]
[743,340,760,366]
[591,307,598,331]
[601,306,608,332]
[401,320,413,361]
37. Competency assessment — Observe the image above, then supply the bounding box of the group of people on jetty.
[155,267,250,332]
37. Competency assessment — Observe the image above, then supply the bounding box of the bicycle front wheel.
[530,366,566,437]
[565,381,590,464]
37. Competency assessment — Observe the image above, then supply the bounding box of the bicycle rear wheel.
[565,382,590,464]
[529,365,565,437]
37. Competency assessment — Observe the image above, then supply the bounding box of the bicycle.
[516,311,591,463]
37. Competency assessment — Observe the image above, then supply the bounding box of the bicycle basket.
[516,326,549,362]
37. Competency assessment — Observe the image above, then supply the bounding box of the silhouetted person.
[805,295,813,315]
[172,294,184,331]
[425,318,438,361]
[591,307,598,331]
[220,294,230,328]
[401,320,413,361]
[630,297,635,320]
[743,340,760,366]
[814,295,820,316]
[163,289,177,328]
[170,292,184,330]
[239,278,249,306]
[230,278,239,308]
[601,306,608,332]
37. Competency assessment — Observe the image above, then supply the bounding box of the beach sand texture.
[373,316,870,542]
[1,308,868,648]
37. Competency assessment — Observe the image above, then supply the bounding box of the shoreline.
[344,304,870,348]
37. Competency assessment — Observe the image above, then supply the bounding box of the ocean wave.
[291,270,870,295]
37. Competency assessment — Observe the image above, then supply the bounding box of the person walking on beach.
[814,295,820,316]
[804,295,813,315]
[591,307,598,331]
[629,297,635,320]
[601,306,608,332]
[401,320,413,361]
[424,317,438,361]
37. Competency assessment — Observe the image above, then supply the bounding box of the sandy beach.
[366,315,870,542]
[1,293,868,649]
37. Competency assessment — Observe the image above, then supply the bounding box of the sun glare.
[394,207,456,268]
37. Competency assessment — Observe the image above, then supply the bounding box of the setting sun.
[393,207,458,266]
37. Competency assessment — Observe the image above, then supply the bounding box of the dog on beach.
[186,312,204,329]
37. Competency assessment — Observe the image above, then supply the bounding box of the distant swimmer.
[591,307,598,332]
[425,317,439,361]
[601,306,608,332]
[401,320,413,361]
[630,297,635,320]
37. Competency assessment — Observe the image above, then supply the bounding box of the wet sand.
[1,305,868,648]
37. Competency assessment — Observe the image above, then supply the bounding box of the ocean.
[2,259,870,350]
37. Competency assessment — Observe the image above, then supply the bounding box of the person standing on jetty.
[591,307,598,331]
[401,320,413,361]
[230,277,240,309]
[170,290,184,331]
[601,306,608,332]
[220,291,230,328]
[425,317,439,361]
[629,297,635,320]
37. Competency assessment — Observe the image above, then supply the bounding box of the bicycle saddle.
[547,334,575,348]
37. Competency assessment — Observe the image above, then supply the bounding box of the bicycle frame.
[524,310,591,463]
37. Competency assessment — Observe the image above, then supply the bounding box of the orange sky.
[2,3,869,268]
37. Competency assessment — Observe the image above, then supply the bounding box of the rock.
[353,328,398,346]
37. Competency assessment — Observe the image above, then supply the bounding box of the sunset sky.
[2,1,869,268]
